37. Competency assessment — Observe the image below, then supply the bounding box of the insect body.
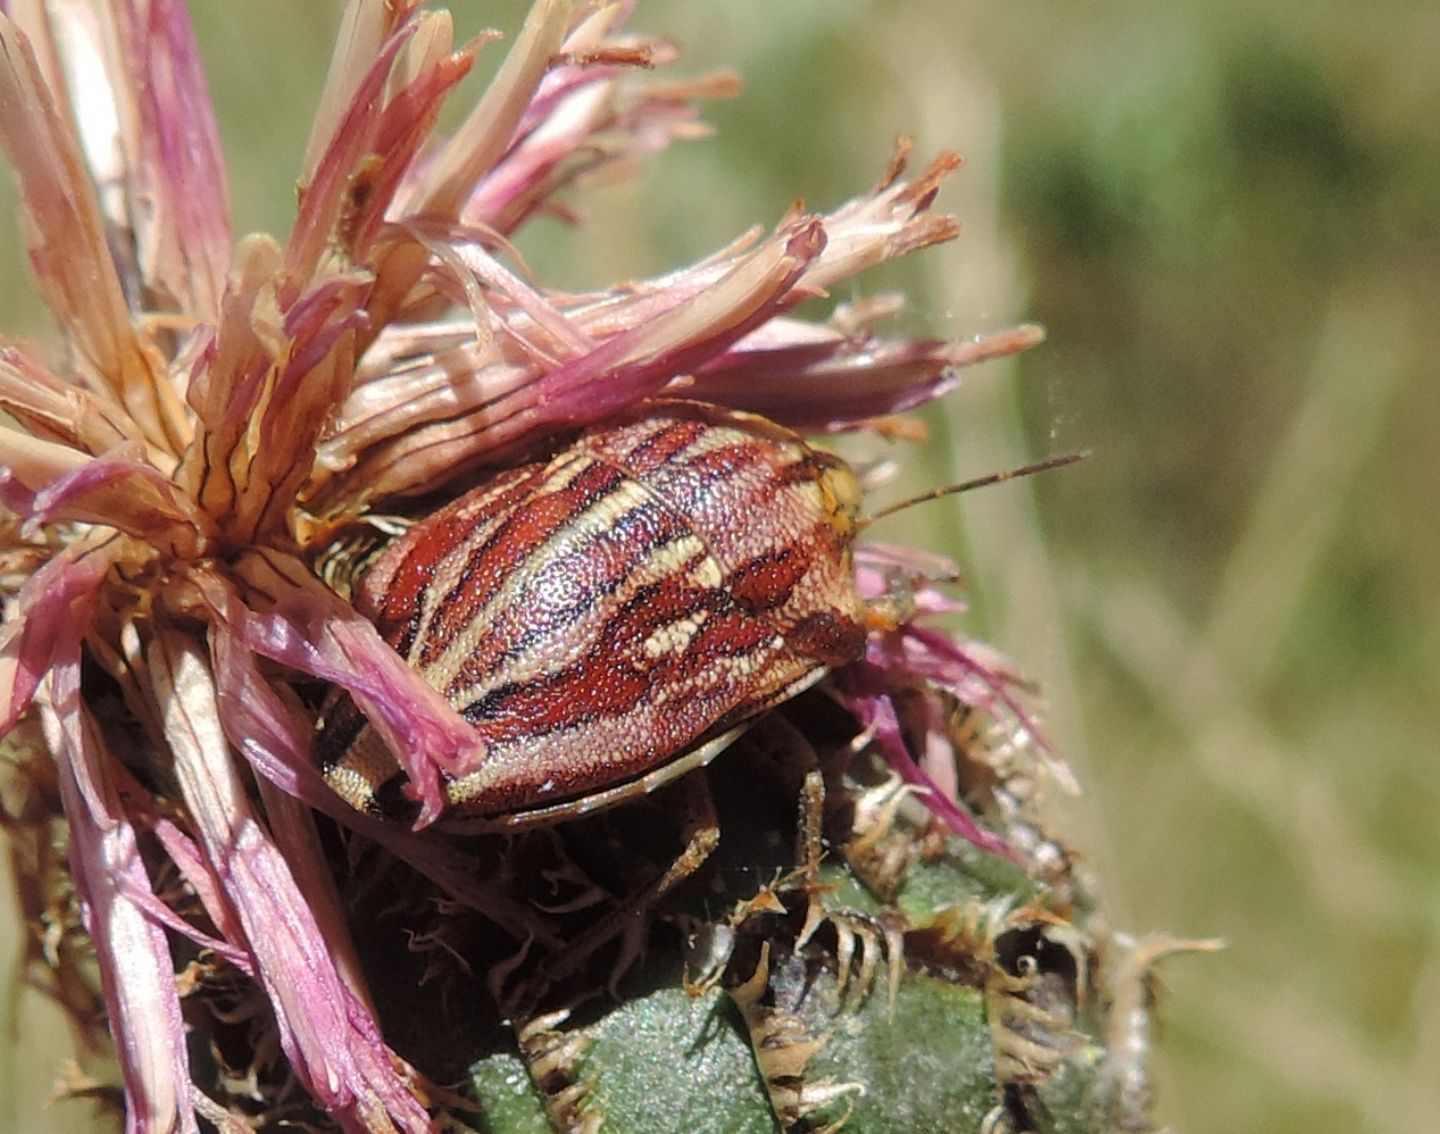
[318,400,868,825]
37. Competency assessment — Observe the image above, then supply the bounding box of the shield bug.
[315,398,1080,829]
[316,399,870,826]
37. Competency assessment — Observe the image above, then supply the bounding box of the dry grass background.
[3,2,1436,1131]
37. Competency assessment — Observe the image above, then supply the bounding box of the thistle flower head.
[0,3,1083,1130]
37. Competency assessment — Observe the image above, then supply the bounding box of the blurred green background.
[2,2,1435,1131]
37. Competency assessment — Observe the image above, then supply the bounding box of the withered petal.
[0,15,189,454]
[105,0,233,321]
[0,539,117,736]
[189,552,482,828]
[29,447,211,557]
[41,655,202,1134]
[147,628,434,1133]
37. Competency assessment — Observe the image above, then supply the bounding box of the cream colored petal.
[0,16,189,454]
[0,341,136,454]
[413,0,574,220]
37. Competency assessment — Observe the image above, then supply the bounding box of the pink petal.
[855,544,968,618]
[887,624,1075,793]
[28,446,208,554]
[410,0,574,221]
[110,0,232,320]
[831,660,1019,863]
[193,552,483,827]
[462,10,736,235]
[685,324,1045,431]
[0,540,115,734]
[0,428,90,515]
[231,272,373,541]
[148,628,434,1133]
[301,0,425,184]
[802,149,964,292]
[206,623,558,942]
[341,42,476,256]
[143,817,254,972]
[42,656,201,1134]
[317,214,825,505]
[175,234,280,522]
[0,341,135,454]
[286,16,420,292]
[528,218,826,420]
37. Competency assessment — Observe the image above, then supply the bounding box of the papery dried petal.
[800,149,963,292]
[0,343,135,454]
[141,816,254,971]
[855,543,968,618]
[286,15,422,292]
[526,217,825,420]
[314,215,825,505]
[0,2,1098,1127]
[0,539,116,733]
[407,217,585,356]
[313,147,985,511]
[41,656,201,1134]
[303,0,425,185]
[148,629,432,1134]
[176,233,282,523]
[885,623,1075,794]
[69,754,257,972]
[0,427,91,516]
[104,0,233,320]
[186,552,483,827]
[29,448,209,556]
[831,659,1019,862]
[234,272,372,542]
[255,776,377,1016]
[685,322,1046,432]
[462,12,737,234]
[0,15,187,455]
[412,0,574,221]
[337,28,475,258]
[206,625,553,940]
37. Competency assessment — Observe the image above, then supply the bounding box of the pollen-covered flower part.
[0,1,1084,1131]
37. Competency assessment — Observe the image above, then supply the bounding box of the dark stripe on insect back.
[661,436,822,517]
[460,570,769,742]
[598,413,711,476]
[416,456,628,668]
[597,589,805,730]
[458,570,719,730]
[369,465,545,654]
[677,434,780,482]
[725,542,814,616]
[446,498,695,692]
[618,436,785,539]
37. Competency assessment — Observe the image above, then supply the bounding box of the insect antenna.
[860,451,1088,529]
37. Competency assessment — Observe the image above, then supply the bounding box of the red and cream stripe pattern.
[317,400,867,820]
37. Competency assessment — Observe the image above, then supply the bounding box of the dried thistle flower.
[0,3,1187,1132]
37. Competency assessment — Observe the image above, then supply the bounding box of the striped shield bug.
[315,398,1080,830]
[316,399,870,826]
